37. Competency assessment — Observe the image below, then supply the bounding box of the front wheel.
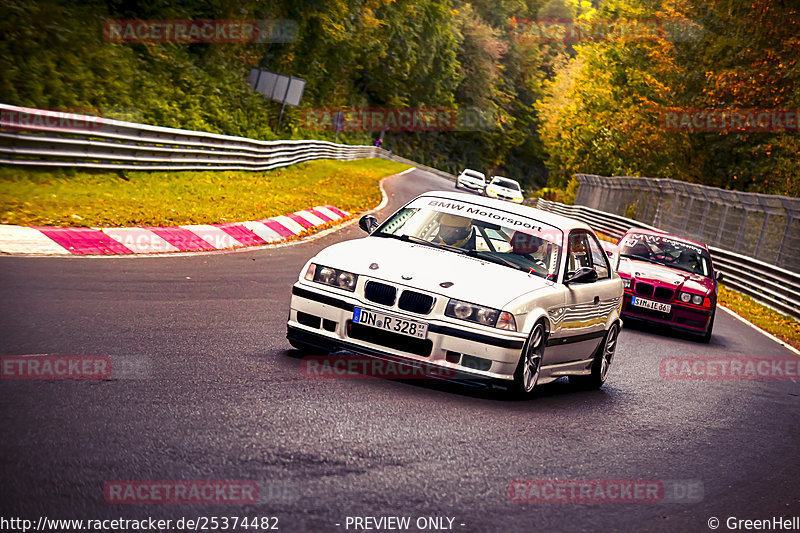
[700,311,715,343]
[571,322,619,389]
[510,321,547,398]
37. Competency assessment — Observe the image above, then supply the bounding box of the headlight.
[305,263,358,292]
[445,299,516,331]
[622,278,631,289]
[486,189,498,197]
[679,291,704,305]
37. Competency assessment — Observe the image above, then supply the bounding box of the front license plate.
[353,307,428,339]
[631,296,671,313]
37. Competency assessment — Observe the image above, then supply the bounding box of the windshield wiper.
[464,249,528,272]
[620,253,663,266]
[374,232,456,252]
[376,233,533,273]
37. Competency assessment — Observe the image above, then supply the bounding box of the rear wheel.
[510,321,547,398]
[571,322,619,389]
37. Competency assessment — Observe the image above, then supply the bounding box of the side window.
[567,231,611,279]
[567,233,592,273]
[586,234,611,279]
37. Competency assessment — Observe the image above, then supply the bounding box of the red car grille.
[634,282,674,301]
[654,287,675,300]
[634,282,654,297]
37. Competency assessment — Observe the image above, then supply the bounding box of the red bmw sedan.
[615,229,723,342]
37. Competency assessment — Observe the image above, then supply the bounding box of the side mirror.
[715,271,724,282]
[359,214,379,234]
[565,266,598,284]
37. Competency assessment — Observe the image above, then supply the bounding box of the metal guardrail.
[531,198,800,321]
[0,104,375,171]
[575,174,800,273]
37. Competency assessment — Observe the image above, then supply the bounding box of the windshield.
[373,197,563,280]
[619,233,711,277]
[491,178,520,191]
[463,170,485,180]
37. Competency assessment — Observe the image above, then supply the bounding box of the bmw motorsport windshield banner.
[408,196,564,241]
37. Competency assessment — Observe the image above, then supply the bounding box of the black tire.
[700,311,715,343]
[509,321,547,398]
[571,322,620,389]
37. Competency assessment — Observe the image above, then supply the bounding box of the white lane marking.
[0,225,70,255]
[271,215,306,235]
[103,228,179,253]
[719,305,800,357]
[293,210,326,226]
[241,221,285,243]
[180,224,243,249]
[372,170,405,212]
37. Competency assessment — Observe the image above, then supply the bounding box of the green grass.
[0,159,410,227]
[717,285,800,351]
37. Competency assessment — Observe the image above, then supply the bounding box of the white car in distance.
[485,176,524,204]
[456,169,486,193]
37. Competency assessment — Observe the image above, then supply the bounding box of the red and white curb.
[0,206,350,256]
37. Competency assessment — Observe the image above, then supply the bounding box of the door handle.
[593,296,600,305]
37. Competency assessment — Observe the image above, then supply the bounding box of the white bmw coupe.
[287,190,624,396]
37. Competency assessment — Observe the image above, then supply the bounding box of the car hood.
[311,236,550,309]
[618,257,715,294]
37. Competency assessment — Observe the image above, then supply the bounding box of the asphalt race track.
[1,169,798,533]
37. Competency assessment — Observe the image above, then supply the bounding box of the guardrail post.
[754,213,770,259]
[715,204,730,245]
[776,215,794,266]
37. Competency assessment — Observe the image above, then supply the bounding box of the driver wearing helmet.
[435,213,475,248]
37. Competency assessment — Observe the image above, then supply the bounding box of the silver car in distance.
[287,191,624,397]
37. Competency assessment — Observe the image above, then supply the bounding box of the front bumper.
[621,291,712,333]
[486,192,523,203]
[288,283,527,383]
[458,180,485,191]
[288,326,513,388]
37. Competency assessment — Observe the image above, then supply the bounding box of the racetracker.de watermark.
[103,19,298,43]
[1,108,103,132]
[509,18,700,43]
[301,355,458,380]
[508,479,703,503]
[660,356,800,380]
[661,108,800,133]
[104,481,258,504]
[300,107,496,132]
[1,354,151,380]
[1,355,111,380]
